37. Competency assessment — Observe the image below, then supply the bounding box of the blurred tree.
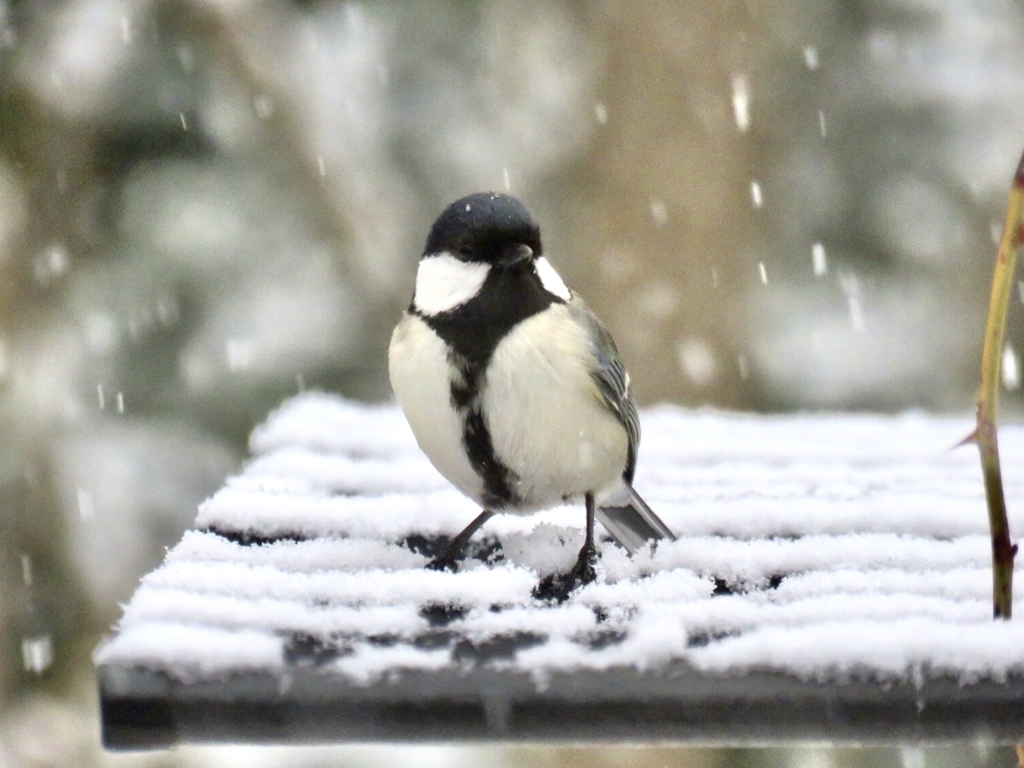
[560,0,765,408]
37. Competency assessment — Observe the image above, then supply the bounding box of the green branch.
[973,148,1024,620]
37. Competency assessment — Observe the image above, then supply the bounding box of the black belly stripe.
[448,352,519,508]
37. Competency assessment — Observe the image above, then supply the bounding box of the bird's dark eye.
[457,245,475,260]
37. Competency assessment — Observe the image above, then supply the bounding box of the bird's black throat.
[415,263,560,364]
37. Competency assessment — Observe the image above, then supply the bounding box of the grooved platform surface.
[95,394,1024,748]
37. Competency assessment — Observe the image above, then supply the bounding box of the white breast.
[388,315,483,502]
[482,304,628,511]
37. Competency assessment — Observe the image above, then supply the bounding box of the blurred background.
[2,0,1024,766]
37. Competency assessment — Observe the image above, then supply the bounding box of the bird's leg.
[573,491,599,581]
[426,509,494,572]
[532,493,599,603]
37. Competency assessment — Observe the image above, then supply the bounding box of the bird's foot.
[425,553,461,573]
[532,545,598,603]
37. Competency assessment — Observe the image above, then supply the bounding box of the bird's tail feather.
[596,482,676,554]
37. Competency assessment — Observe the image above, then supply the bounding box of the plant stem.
[975,148,1024,620]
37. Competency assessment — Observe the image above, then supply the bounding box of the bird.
[388,192,676,601]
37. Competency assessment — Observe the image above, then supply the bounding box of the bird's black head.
[424,192,543,267]
[411,192,570,362]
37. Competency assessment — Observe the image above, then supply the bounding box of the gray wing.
[566,298,640,483]
[567,298,677,551]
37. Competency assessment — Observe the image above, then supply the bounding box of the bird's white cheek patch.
[413,252,490,315]
[534,257,571,301]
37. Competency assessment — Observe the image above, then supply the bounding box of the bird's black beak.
[496,243,534,269]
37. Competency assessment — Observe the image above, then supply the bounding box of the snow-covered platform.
[95,394,1024,748]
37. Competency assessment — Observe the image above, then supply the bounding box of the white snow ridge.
[96,393,1024,691]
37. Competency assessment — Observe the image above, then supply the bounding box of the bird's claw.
[425,554,460,572]
[531,546,598,603]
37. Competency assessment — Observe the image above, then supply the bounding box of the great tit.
[389,192,676,601]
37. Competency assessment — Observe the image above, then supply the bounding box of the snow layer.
[95,393,1024,686]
